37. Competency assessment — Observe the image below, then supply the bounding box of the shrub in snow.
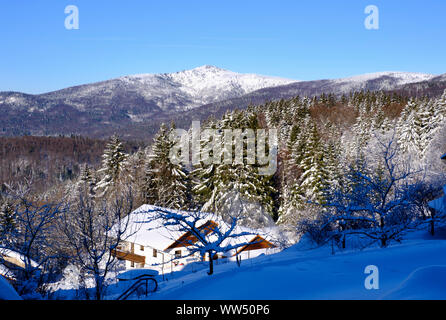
[58,189,135,300]
[316,136,423,248]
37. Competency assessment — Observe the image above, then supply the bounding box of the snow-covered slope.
[0,275,21,300]
[49,226,446,300]
[146,230,446,300]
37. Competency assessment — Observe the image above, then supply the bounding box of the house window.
[175,250,182,259]
[153,249,158,258]
[140,245,144,251]
[131,261,135,268]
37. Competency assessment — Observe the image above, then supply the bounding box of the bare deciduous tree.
[144,207,256,275]
[323,136,421,248]
[59,188,135,300]
[0,183,63,299]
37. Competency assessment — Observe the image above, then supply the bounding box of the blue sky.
[1,0,445,93]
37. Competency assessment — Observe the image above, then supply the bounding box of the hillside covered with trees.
[2,89,446,298]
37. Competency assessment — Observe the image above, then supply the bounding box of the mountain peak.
[194,65,225,71]
[169,65,227,75]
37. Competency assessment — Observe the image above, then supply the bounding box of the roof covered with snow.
[0,248,39,269]
[120,205,276,253]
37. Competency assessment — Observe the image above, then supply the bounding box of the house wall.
[118,242,279,274]
[119,242,195,274]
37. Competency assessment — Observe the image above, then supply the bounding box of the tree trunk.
[380,237,387,248]
[94,272,103,300]
[430,219,435,236]
[95,287,101,300]
[208,250,214,275]
[380,216,387,248]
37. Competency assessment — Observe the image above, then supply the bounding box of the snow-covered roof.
[120,205,275,254]
[428,185,446,213]
[0,248,39,269]
[121,205,185,252]
[429,197,445,213]
[0,264,12,278]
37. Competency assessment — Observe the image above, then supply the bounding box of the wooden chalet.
[112,205,279,273]
[165,220,218,251]
[235,235,276,256]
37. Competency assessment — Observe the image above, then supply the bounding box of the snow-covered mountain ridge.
[333,71,434,84]
[330,71,435,93]
[0,67,435,113]
[119,65,297,110]
[18,65,297,113]
[113,65,295,110]
[0,66,442,139]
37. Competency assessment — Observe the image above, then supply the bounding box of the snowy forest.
[1,89,446,299]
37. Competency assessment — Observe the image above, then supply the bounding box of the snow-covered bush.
[321,136,423,248]
[58,188,135,300]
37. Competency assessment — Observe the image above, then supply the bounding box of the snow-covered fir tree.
[95,135,128,197]
[75,164,96,198]
[291,120,328,205]
[0,200,16,244]
[196,110,276,225]
[146,123,190,210]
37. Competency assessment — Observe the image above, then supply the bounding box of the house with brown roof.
[112,205,278,275]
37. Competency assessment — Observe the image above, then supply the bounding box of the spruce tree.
[147,123,190,210]
[0,200,16,244]
[95,135,128,196]
[141,156,158,206]
[292,121,328,206]
[76,164,96,198]
[196,110,276,224]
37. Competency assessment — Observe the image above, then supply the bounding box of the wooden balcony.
[112,250,146,265]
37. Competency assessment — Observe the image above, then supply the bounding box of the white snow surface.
[49,226,446,300]
[144,229,446,300]
[383,266,446,300]
[117,269,159,281]
[0,275,21,300]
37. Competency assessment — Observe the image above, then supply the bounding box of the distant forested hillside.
[0,136,144,194]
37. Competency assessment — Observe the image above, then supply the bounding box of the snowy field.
[141,229,446,300]
[6,227,446,300]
